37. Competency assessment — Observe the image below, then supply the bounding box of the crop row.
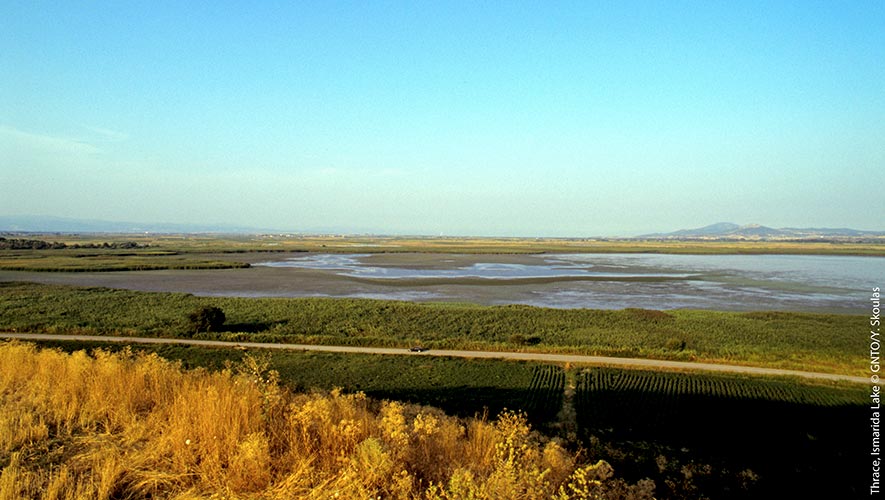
[524,365,566,424]
[575,367,866,465]
[577,368,860,406]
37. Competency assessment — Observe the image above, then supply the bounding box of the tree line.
[0,237,147,250]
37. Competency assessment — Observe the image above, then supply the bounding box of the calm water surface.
[2,253,881,313]
[252,253,884,313]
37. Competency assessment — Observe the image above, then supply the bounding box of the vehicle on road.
[409,346,428,352]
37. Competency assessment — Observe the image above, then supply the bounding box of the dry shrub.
[0,341,653,499]
[227,433,271,492]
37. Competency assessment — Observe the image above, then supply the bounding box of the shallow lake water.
[251,253,882,312]
[2,253,882,313]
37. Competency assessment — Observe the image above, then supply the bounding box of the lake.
[2,252,881,313]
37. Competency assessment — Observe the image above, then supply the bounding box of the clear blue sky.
[2,1,883,236]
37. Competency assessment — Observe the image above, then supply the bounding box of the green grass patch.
[0,248,250,271]
[0,281,866,375]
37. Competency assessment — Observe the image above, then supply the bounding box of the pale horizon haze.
[2,2,883,237]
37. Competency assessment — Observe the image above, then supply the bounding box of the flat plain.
[0,234,879,499]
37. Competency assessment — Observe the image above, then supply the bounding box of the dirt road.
[0,332,866,384]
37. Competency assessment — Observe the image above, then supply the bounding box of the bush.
[187,305,225,334]
[509,334,542,346]
[664,337,687,351]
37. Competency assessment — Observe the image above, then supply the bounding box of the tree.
[187,305,225,334]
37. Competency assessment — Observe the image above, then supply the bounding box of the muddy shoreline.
[1,252,877,313]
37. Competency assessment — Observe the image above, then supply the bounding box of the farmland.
[574,367,865,498]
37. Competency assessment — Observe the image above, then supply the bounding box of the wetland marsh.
[1,251,880,313]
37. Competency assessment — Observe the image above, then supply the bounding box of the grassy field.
[0,282,866,375]
[12,340,867,499]
[1,233,883,272]
[0,247,251,272]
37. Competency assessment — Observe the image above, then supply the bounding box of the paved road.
[0,332,867,384]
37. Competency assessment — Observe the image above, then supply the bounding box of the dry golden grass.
[0,342,653,499]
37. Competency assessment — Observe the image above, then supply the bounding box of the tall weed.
[0,342,651,499]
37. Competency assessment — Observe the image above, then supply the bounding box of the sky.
[1,1,883,237]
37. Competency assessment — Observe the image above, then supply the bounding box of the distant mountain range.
[641,223,885,240]
[2,215,883,240]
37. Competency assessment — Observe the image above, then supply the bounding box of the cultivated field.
[574,367,865,498]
